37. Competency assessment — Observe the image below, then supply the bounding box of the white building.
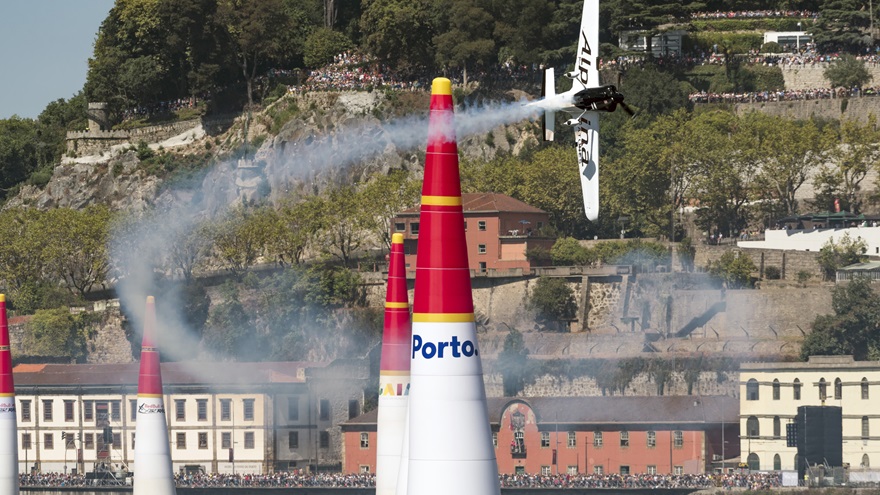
[618,30,687,56]
[763,31,813,49]
[739,356,880,473]
[740,226,880,255]
[12,360,367,475]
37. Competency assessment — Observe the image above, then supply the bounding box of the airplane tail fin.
[542,68,556,141]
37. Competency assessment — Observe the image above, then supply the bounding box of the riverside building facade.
[12,360,367,475]
[739,355,880,473]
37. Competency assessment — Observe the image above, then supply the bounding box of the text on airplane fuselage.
[576,118,592,168]
[578,30,593,86]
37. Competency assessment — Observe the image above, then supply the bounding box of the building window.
[319,399,330,421]
[288,431,298,449]
[620,431,629,447]
[863,378,870,400]
[20,400,31,422]
[793,378,801,400]
[43,400,53,421]
[222,432,232,449]
[541,465,551,476]
[594,465,603,475]
[130,399,137,421]
[220,399,231,421]
[492,432,498,448]
[176,432,186,449]
[360,432,369,448]
[395,222,405,232]
[478,221,486,231]
[349,399,360,420]
[834,378,842,400]
[568,431,576,448]
[243,399,255,421]
[647,465,657,475]
[593,431,603,447]
[863,416,870,439]
[774,454,781,471]
[84,433,94,450]
[747,453,760,471]
[319,431,329,448]
[22,433,31,450]
[175,400,186,421]
[410,223,420,235]
[360,465,370,474]
[541,432,550,448]
[198,432,208,449]
[111,401,121,421]
[84,400,93,421]
[819,378,827,400]
[674,465,684,475]
[674,430,683,448]
[568,466,578,475]
[197,399,208,421]
[620,465,630,475]
[112,433,121,446]
[131,433,136,449]
[464,220,468,231]
[746,378,759,400]
[773,416,781,438]
[244,431,254,449]
[478,262,487,273]
[44,433,53,450]
[64,401,75,422]
[747,416,760,437]
[64,432,75,449]
[862,454,871,468]
[647,431,656,448]
[772,379,780,400]
[288,397,299,421]
[478,244,486,254]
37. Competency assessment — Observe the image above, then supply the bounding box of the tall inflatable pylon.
[133,296,176,495]
[0,295,18,495]
[406,78,500,495]
[376,233,411,495]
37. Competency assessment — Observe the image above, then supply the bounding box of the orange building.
[341,396,739,475]
[391,193,554,275]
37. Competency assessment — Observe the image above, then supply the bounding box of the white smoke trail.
[112,94,543,366]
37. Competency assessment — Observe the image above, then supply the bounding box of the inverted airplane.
[527,0,633,222]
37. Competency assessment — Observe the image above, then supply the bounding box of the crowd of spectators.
[498,472,781,489]
[121,97,201,121]
[690,10,817,20]
[294,51,432,93]
[19,470,785,488]
[690,85,880,104]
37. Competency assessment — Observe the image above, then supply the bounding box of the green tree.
[319,185,371,264]
[360,169,421,252]
[817,233,868,280]
[41,206,112,296]
[490,0,553,66]
[211,206,275,274]
[619,64,691,116]
[203,284,258,358]
[360,0,436,74]
[528,276,577,331]
[268,197,323,265]
[801,276,880,360]
[0,117,38,196]
[812,0,872,52]
[433,0,496,85]
[549,237,591,266]
[708,251,756,289]
[23,308,93,361]
[496,327,530,396]
[824,54,873,89]
[826,116,880,213]
[303,27,354,68]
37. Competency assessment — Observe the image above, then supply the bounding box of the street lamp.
[797,22,802,52]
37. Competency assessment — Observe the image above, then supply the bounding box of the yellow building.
[12,360,367,475]
[739,356,880,472]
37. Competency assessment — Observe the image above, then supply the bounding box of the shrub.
[528,277,577,331]
[764,266,781,280]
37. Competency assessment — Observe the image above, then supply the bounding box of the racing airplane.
[527,0,632,221]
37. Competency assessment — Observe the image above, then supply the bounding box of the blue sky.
[0,1,115,119]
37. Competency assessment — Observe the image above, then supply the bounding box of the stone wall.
[781,63,880,91]
[734,94,880,124]
[66,119,203,156]
[695,244,824,281]
[515,371,738,398]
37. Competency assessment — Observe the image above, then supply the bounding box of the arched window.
[862,377,869,400]
[862,454,870,468]
[772,379,780,400]
[747,416,760,437]
[794,454,800,471]
[747,378,759,401]
[834,378,842,399]
[819,378,827,400]
[773,416,781,438]
[793,378,801,400]
[773,454,781,471]
[747,453,760,471]
[863,416,870,439]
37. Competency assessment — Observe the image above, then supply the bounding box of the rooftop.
[399,193,546,215]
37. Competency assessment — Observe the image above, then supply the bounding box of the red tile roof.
[13,361,326,387]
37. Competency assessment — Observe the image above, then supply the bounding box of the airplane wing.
[574,0,600,221]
